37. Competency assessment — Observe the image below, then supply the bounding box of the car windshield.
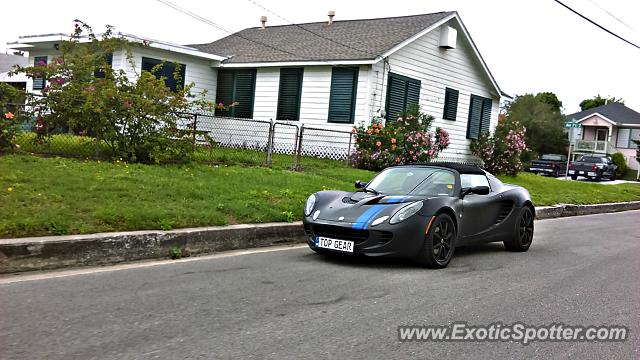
[579,156,605,163]
[365,167,456,196]
[541,154,565,161]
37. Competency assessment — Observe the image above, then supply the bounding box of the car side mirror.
[355,180,366,189]
[460,186,490,198]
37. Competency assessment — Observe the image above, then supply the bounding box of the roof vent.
[260,16,267,29]
[328,10,335,25]
[439,25,457,49]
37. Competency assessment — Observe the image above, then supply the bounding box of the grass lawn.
[2,154,640,238]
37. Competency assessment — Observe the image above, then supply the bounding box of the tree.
[579,95,624,111]
[503,94,569,159]
[12,21,214,163]
[534,92,562,112]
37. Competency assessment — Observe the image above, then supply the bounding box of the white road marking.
[0,244,308,285]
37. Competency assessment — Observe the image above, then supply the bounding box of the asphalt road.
[1,211,639,359]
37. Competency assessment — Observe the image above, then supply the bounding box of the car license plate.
[588,172,596,176]
[315,236,354,253]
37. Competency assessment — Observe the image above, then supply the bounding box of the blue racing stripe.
[352,205,388,230]
[381,196,409,204]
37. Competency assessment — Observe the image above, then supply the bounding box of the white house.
[7,11,505,161]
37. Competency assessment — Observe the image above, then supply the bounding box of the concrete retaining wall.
[1,201,640,274]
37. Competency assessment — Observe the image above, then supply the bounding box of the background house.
[7,11,504,162]
[566,103,640,170]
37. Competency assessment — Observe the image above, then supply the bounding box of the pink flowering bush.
[471,116,527,175]
[350,105,450,170]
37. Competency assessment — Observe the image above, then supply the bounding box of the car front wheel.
[504,206,534,252]
[418,214,456,268]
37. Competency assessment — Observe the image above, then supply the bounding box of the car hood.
[313,190,424,225]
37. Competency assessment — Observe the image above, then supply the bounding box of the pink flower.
[376,141,382,147]
[391,138,396,144]
[351,127,356,134]
[4,112,14,120]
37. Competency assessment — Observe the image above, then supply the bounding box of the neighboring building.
[0,54,28,91]
[7,11,505,161]
[566,103,640,170]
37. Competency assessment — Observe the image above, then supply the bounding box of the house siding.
[26,48,218,101]
[372,19,500,159]
[251,65,369,130]
[120,47,218,101]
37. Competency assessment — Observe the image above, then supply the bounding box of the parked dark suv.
[568,155,617,182]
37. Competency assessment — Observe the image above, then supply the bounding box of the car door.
[459,174,503,239]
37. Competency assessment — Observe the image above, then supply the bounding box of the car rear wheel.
[418,214,456,268]
[504,206,534,252]
[570,174,578,180]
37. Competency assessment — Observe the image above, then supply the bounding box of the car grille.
[307,224,392,245]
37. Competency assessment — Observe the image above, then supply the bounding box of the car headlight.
[304,194,317,216]
[389,201,423,224]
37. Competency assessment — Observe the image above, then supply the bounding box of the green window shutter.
[215,70,234,116]
[480,97,492,134]
[328,67,358,123]
[467,94,492,139]
[276,68,303,121]
[385,74,406,120]
[443,88,459,120]
[141,57,186,92]
[467,95,483,139]
[215,69,256,118]
[33,56,47,90]
[406,79,421,108]
[232,69,257,119]
[385,73,421,120]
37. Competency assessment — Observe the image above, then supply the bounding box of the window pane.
[141,57,185,92]
[33,56,47,90]
[460,174,489,188]
[616,128,631,148]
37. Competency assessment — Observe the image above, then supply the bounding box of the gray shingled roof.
[189,12,454,64]
[567,103,640,125]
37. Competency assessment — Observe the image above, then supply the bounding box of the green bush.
[611,152,627,177]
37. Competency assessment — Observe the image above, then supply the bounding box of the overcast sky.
[2,0,639,114]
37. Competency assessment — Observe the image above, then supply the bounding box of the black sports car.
[302,163,535,268]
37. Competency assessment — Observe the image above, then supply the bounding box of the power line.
[585,0,635,32]
[245,0,377,57]
[154,0,331,63]
[553,0,640,50]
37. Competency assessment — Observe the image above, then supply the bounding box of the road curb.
[534,200,640,219]
[0,222,307,274]
[1,201,640,274]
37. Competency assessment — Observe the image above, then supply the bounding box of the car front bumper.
[302,216,428,259]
